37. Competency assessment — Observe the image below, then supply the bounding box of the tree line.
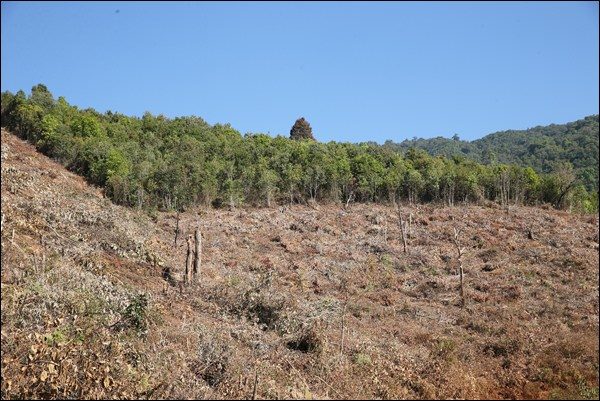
[384,115,599,192]
[1,85,597,214]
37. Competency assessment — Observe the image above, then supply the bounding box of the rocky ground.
[1,129,599,399]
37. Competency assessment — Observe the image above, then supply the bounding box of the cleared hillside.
[1,129,599,399]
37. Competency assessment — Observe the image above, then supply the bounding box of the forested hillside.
[1,85,598,213]
[384,116,599,192]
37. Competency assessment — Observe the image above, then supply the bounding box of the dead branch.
[185,235,193,284]
[452,227,466,307]
[398,208,408,253]
[193,226,201,282]
[340,300,347,356]
[344,191,355,210]
[251,369,258,400]
[173,211,180,246]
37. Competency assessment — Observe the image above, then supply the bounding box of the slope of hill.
[1,129,599,399]
[385,115,599,190]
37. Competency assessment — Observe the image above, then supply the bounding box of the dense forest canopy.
[1,85,598,213]
[384,116,599,192]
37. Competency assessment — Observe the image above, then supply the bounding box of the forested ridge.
[1,85,598,213]
[384,115,599,192]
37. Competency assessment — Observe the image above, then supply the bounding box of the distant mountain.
[384,115,599,191]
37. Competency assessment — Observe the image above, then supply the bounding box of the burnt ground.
[1,129,599,399]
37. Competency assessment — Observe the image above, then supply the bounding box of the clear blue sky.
[1,1,598,143]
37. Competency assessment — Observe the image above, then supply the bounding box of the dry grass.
[1,129,599,399]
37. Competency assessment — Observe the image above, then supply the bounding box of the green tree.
[70,114,102,138]
[568,185,593,213]
[14,103,45,141]
[30,84,55,111]
[549,162,577,209]
[256,158,279,207]
[350,150,385,202]
[382,154,406,205]
[325,143,353,202]
[522,166,541,204]
[404,168,424,204]
[440,164,457,206]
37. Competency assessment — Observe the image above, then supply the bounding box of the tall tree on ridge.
[290,117,315,141]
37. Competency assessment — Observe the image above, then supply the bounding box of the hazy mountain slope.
[385,115,599,190]
[1,129,598,399]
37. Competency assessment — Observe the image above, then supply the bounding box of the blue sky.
[1,1,598,143]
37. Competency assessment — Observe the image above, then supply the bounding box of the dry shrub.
[478,248,499,262]
[0,265,154,399]
[483,337,520,358]
[557,255,586,271]
[113,293,149,336]
[408,250,430,268]
[500,285,522,300]
[205,271,297,336]
[192,326,233,387]
[366,213,384,225]
[246,292,289,330]
[286,321,324,354]
[241,273,295,332]
[415,279,443,298]
[534,336,599,399]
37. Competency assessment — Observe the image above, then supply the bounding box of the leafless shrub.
[286,322,324,354]
[483,338,520,358]
[478,248,499,262]
[193,327,233,386]
[500,285,522,300]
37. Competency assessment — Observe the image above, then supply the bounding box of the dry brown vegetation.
[1,129,598,399]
